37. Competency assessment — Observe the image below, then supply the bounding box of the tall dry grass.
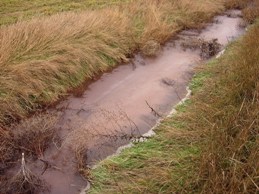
[242,0,259,24]
[225,0,252,8]
[226,0,259,23]
[187,22,259,194]
[0,10,133,125]
[0,0,226,127]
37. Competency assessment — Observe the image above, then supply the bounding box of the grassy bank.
[0,0,229,127]
[89,11,259,194]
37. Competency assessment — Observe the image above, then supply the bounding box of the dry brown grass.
[194,22,259,194]
[0,9,133,126]
[0,0,226,127]
[226,0,259,23]
[225,0,253,9]
[76,147,90,179]
[242,1,259,23]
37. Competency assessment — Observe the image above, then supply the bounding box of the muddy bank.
[3,10,245,194]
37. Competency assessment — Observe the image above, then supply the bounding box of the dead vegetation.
[141,40,161,57]
[200,39,222,59]
[181,37,222,59]
[12,113,58,158]
[1,153,48,194]
[0,113,58,175]
[65,108,141,147]
[225,0,252,9]
[63,108,144,178]
[226,0,259,23]
[242,1,259,24]
[0,113,58,193]
[76,147,91,179]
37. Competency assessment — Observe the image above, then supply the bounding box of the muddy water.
[14,10,245,194]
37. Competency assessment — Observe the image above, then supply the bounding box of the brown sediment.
[2,10,246,194]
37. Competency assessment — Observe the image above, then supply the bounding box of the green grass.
[0,0,130,26]
[189,70,212,93]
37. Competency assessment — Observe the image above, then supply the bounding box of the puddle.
[7,10,246,194]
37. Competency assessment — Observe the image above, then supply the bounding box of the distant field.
[0,0,130,26]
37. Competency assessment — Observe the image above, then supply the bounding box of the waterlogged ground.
[8,10,245,194]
